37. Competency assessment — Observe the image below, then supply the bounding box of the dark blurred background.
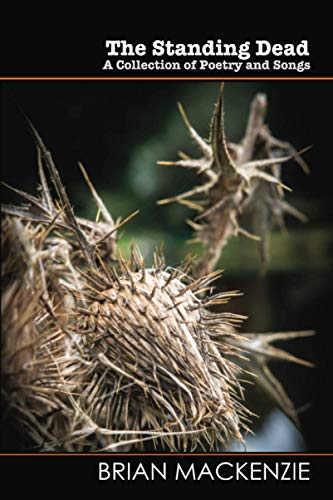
[1,81,333,451]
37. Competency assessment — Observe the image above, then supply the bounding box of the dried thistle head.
[1,217,250,452]
[1,123,251,452]
[69,248,252,451]
[158,84,310,274]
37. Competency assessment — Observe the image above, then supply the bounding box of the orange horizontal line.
[1,453,332,457]
[0,77,333,81]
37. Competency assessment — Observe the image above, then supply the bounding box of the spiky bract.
[158,84,310,274]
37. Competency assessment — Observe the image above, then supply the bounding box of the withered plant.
[1,84,314,452]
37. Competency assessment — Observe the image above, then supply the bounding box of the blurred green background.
[1,81,333,451]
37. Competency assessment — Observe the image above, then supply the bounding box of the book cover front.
[1,27,332,491]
